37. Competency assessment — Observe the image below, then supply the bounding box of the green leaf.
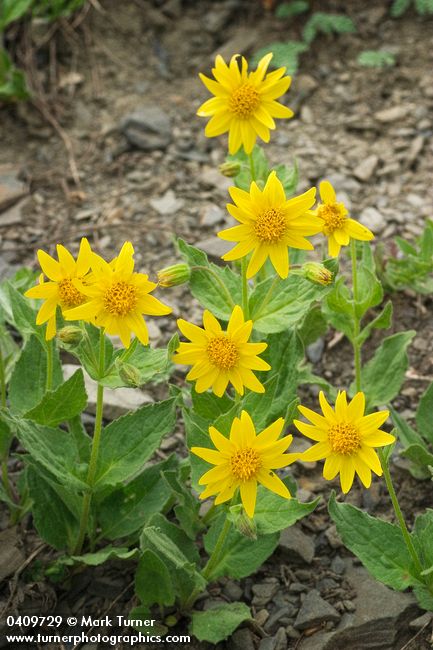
[191,390,235,423]
[413,585,433,611]
[95,398,176,488]
[416,382,433,445]
[177,239,241,319]
[70,547,138,565]
[0,0,32,30]
[190,603,251,644]
[413,510,433,572]
[135,549,175,607]
[390,406,423,447]
[274,160,299,197]
[146,513,200,565]
[357,50,396,68]
[66,324,113,383]
[102,345,171,389]
[254,488,319,535]
[8,336,63,415]
[226,145,270,191]
[252,41,308,76]
[400,444,433,472]
[354,331,416,407]
[0,418,13,460]
[356,267,383,318]
[0,284,41,342]
[162,470,202,539]
[13,417,87,491]
[276,1,309,18]
[391,0,411,16]
[24,369,87,426]
[97,455,178,541]
[303,12,356,44]
[27,466,79,551]
[204,514,279,579]
[358,301,393,346]
[249,271,333,334]
[328,492,417,589]
[298,306,327,346]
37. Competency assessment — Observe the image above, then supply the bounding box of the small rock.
[0,197,30,226]
[0,165,28,212]
[63,364,152,420]
[150,190,185,216]
[120,105,172,150]
[259,628,287,650]
[265,605,296,632]
[255,608,270,627]
[374,105,412,123]
[252,579,279,607]
[300,106,314,124]
[330,555,346,575]
[195,236,231,258]
[405,135,425,167]
[359,206,386,234]
[279,525,315,564]
[231,628,255,650]
[286,624,301,639]
[203,4,235,33]
[222,580,243,602]
[0,528,25,582]
[289,582,308,594]
[211,27,259,62]
[324,525,343,549]
[409,612,432,629]
[306,338,324,364]
[353,155,379,182]
[294,590,340,630]
[200,204,225,227]
[199,167,232,195]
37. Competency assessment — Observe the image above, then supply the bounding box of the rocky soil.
[1,0,433,648]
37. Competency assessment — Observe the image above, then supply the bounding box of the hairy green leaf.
[190,602,251,643]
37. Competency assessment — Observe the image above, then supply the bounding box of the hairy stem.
[350,240,362,392]
[241,257,249,319]
[45,338,54,391]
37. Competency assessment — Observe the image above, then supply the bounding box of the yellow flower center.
[58,278,85,308]
[318,203,347,235]
[254,208,287,243]
[328,422,361,455]
[229,83,260,118]
[104,281,137,316]
[207,336,240,370]
[231,447,261,481]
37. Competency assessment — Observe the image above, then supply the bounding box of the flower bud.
[219,161,241,178]
[117,362,141,387]
[157,263,191,288]
[57,326,83,346]
[229,504,257,540]
[302,262,333,286]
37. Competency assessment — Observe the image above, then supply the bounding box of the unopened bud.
[157,263,191,288]
[303,262,333,286]
[219,161,241,178]
[57,326,83,346]
[117,362,141,387]
[229,504,257,540]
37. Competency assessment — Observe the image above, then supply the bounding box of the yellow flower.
[197,53,293,154]
[64,242,171,348]
[174,305,270,397]
[313,181,374,257]
[218,171,321,279]
[294,391,395,493]
[24,238,92,340]
[191,410,297,518]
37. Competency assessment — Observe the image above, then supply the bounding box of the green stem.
[0,345,6,408]
[379,449,423,576]
[191,266,236,310]
[45,338,53,391]
[73,329,106,555]
[241,257,249,319]
[248,152,256,182]
[350,240,362,392]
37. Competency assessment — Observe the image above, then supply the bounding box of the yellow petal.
[37,250,62,282]
[240,480,257,518]
[339,457,355,493]
[257,468,291,499]
[191,447,224,465]
[320,181,336,204]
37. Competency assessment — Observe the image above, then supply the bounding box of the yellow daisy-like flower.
[24,238,92,340]
[174,305,270,397]
[218,171,321,279]
[312,181,374,257]
[197,53,293,155]
[64,242,171,348]
[294,391,395,494]
[192,410,298,518]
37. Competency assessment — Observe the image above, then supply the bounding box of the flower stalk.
[45,338,53,391]
[350,240,362,393]
[73,328,106,555]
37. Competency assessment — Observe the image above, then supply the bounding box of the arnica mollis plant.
[1,51,433,646]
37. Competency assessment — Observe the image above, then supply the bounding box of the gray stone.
[222,579,243,602]
[62,364,152,420]
[0,165,28,212]
[331,555,346,575]
[279,525,315,564]
[150,190,184,216]
[325,525,343,549]
[259,629,287,650]
[294,590,340,630]
[264,605,296,632]
[353,155,379,182]
[120,105,171,150]
[195,236,231,258]
[231,628,255,650]
[252,579,279,607]
[0,528,25,582]
[0,197,30,226]
[211,27,259,63]
[200,203,225,227]
[199,167,232,195]
[409,612,432,629]
[359,206,386,234]
[306,338,324,364]
[374,105,412,123]
[298,563,420,649]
